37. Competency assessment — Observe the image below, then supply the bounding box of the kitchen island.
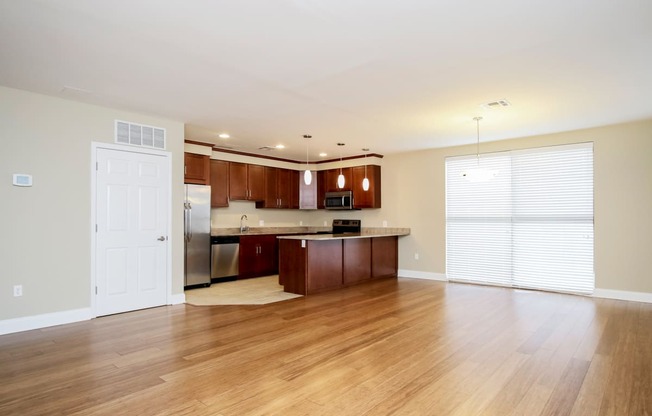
[277,229,410,295]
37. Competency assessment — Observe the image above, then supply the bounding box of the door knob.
[157,236,167,241]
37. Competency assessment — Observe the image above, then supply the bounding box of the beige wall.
[0,86,185,321]
[2,83,649,325]
[389,119,652,294]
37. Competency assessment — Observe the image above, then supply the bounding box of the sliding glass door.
[446,143,594,294]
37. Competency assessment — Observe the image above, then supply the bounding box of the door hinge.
[95,286,98,295]
[95,224,98,232]
[96,162,98,171]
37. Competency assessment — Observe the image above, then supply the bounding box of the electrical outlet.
[382,220,388,227]
[323,221,327,226]
[299,221,303,226]
[414,253,419,260]
[13,285,23,297]
[259,220,264,226]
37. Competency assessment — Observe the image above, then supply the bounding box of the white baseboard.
[593,288,652,304]
[169,293,186,305]
[398,270,448,281]
[0,308,93,336]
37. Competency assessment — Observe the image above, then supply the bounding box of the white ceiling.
[1,0,651,160]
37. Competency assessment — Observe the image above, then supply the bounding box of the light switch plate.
[13,174,32,187]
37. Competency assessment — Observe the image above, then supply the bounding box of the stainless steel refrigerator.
[184,184,211,288]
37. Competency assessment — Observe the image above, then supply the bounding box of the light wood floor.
[1,278,650,415]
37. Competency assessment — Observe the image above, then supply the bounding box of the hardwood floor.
[1,278,650,415]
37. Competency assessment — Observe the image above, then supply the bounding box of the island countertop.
[276,228,410,240]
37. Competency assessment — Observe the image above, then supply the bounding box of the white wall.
[0,86,185,323]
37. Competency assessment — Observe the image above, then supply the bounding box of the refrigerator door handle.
[187,206,193,242]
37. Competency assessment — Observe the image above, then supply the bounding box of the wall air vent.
[481,99,511,109]
[115,120,166,150]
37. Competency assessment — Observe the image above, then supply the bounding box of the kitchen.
[182,142,410,299]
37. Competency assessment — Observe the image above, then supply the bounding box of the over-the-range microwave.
[324,191,355,210]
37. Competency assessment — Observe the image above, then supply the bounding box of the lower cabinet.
[371,236,398,279]
[278,236,399,295]
[239,234,278,279]
[343,238,371,285]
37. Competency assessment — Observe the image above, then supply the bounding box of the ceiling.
[1,0,651,161]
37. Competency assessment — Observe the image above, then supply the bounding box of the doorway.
[92,143,171,316]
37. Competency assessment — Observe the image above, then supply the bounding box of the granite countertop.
[211,226,331,236]
[212,227,410,238]
[277,227,410,240]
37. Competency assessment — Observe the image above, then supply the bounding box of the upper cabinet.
[324,167,352,192]
[184,153,210,185]
[229,162,265,201]
[256,167,297,209]
[352,165,381,209]
[210,159,229,208]
[211,157,380,210]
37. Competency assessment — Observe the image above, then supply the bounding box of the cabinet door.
[352,165,381,208]
[371,236,398,279]
[238,234,278,279]
[343,238,371,285]
[261,166,278,207]
[258,234,278,276]
[184,153,210,185]
[276,168,292,208]
[289,170,300,209]
[228,162,248,200]
[210,160,229,207]
[317,170,326,209]
[325,168,352,192]
[247,164,265,201]
[238,235,258,279]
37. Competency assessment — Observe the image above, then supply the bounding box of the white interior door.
[95,147,169,316]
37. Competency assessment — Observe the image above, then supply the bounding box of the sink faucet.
[240,214,249,233]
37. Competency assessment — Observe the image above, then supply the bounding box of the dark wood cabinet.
[371,236,398,279]
[184,153,210,185]
[352,165,381,208]
[210,160,229,207]
[228,162,265,201]
[343,238,371,285]
[256,167,295,209]
[324,168,352,192]
[239,234,278,279]
[317,170,326,209]
[276,168,292,208]
[289,170,300,209]
[279,235,399,295]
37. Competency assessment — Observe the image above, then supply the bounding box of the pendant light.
[461,116,498,182]
[362,148,370,191]
[337,143,345,189]
[303,134,312,185]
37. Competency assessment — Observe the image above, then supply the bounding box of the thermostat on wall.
[13,174,33,187]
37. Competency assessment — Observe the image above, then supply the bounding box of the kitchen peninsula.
[278,228,410,295]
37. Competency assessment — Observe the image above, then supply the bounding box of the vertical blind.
[446,142,594,294]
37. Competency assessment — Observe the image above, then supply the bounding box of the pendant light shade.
[337,173,345,189]
[303,134,312,185]
[362,148,370,191]
[337,143,345,189]
[461,117,498,182]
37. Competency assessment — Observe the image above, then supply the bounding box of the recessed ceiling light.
[218,133,230,139]
[319,152,327,157]
[275,144,285,149]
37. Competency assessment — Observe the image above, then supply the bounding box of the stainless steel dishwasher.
[211,236,240,281]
